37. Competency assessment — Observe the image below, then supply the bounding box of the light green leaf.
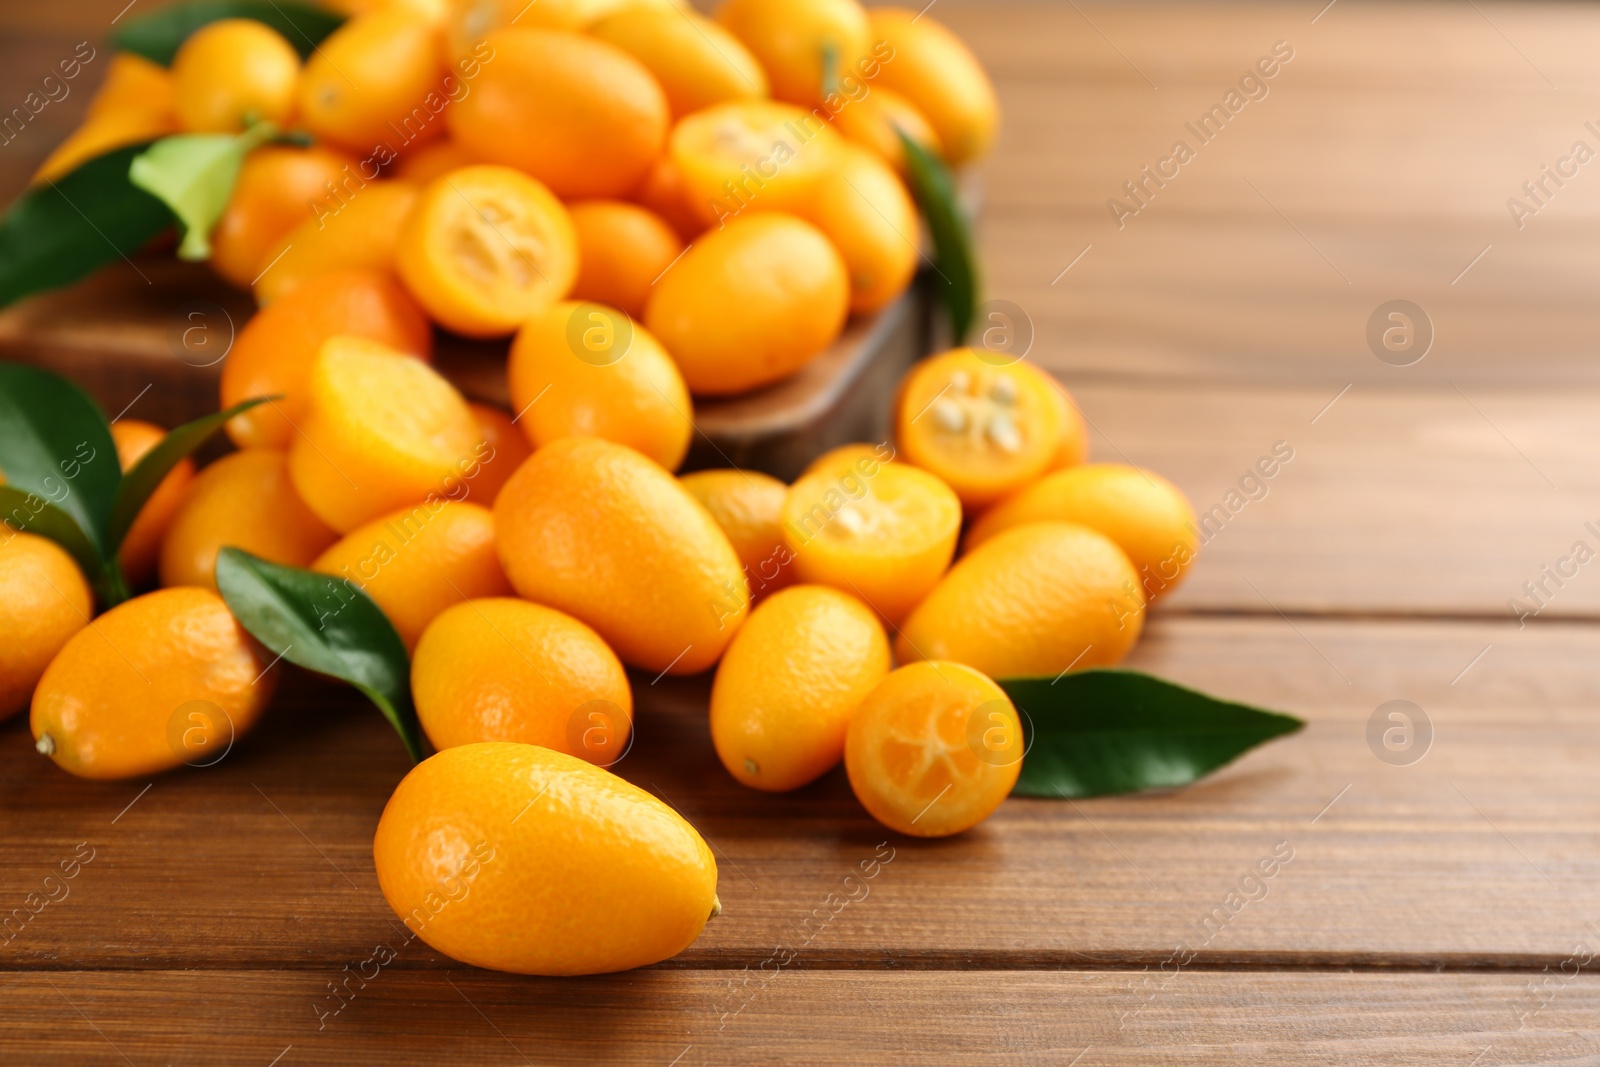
[129,123,279,260]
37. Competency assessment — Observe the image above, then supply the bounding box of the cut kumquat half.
[845,660,1022,838]
[895,348,1069,510]
[396,164,577,337]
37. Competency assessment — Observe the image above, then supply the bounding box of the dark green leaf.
[0,488,106,586]
[107,396,276,555]
[112,0,345,65]
[0,143,173,309]
[898,128,978,343]
[0,362,119,560]
[215,548,424,763]
[1004,670,1303,798]
[130,123,280,260]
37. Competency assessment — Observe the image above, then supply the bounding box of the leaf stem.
[99,561,131,609]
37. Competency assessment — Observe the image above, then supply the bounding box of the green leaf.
[820,42,840,98]
[0,488,106,586]
[107,396,276,555]
[215,548,424,764]
[0,362,119,561]
[1003,670,1303,799]
[0,143,173,309]
[898,128,978,344]
[130,124,279,260]
[112,0,345,65]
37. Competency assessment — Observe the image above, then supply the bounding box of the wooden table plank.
[5,617,1597,970]
[952,0,1600,385]
[1073,381,1600,618]
[945,1,1600,92]
[5,969,1598,1065]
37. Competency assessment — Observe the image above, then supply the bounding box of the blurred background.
[9,3,1598,627]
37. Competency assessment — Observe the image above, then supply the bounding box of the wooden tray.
[0,258,932,480]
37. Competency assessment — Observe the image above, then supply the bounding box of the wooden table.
[5,1,1600,1062]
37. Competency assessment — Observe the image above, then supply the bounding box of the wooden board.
[0,258,930,482]
[7,970,1600,1066]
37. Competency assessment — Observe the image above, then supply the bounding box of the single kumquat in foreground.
[296,9,446,155]
[170,18,300,133]
[645,212,848,396]
[373,741,720,975]
[668,100,842,226]
[447,27,668,199]
[804,142,918,315]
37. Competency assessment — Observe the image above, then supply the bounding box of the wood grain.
[943,1,1600,385]
[4,618,1597,972]
[6,969,1599,1066]
[1073,380,1600,617]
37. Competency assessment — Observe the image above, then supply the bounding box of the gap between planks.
[2,952,1593,975]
